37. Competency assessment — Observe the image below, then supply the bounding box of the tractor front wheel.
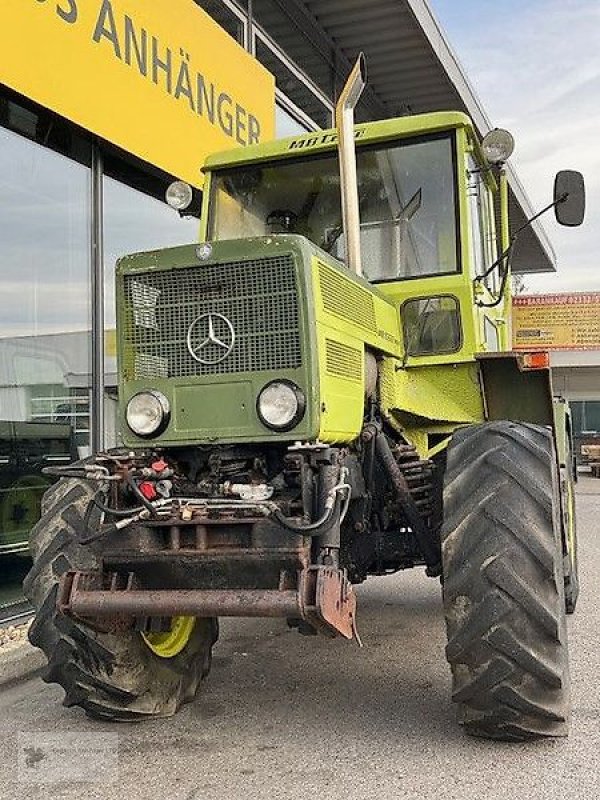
[441,421,571,740]
[24,473,218,721]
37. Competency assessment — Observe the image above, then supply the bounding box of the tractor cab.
[191,114,582,368]
[191,113,508,373]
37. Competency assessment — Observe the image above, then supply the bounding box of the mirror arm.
[511,193,567,239]
[476,246,515,308]
[474,191,569,289]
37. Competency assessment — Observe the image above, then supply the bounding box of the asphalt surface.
[0,475,598,800]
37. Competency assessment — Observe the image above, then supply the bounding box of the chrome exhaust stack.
[335,53,367,277]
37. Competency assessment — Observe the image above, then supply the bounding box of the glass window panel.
[467,155,498,289]
[255,38,331,129]
[276,102,311,137]
[0,123,91,554]
[467,157,485,277]
[210,134,459,280]
[484,316,500,351]
[103,177,198,445]
[402,296,462,356]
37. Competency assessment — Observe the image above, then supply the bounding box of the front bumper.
[58,563,357,640]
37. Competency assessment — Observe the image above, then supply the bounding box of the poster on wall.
[513,293,600,351]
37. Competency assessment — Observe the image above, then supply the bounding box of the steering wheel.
[266,209,298,232]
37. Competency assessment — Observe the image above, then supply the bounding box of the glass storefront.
[0,110,92,554]
[0,95,196,557]
[0,0,338,565]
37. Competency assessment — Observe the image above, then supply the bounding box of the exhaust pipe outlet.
[335,53,366,277]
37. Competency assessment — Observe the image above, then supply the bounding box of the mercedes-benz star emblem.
[186,312,235,365]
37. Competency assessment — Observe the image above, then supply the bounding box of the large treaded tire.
[23,474,218,721]
[441,421,571,741]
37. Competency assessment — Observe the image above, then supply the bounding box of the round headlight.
[126,391,170,437]
[166,181,193,211]
[257,381,305,431]
[481,128,515,164]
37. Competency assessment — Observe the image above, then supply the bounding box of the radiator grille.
[121,255,301,379]
[318,261,377,333]
[325,339,363,382]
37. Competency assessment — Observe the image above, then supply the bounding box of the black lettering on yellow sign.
[124,15,147,76]
[35,0,78,24]
[33,0,263,146]
[89,0,261,145]
[92,0,121,57]
[57,0,77,23]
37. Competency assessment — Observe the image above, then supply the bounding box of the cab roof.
[203,110,473,172]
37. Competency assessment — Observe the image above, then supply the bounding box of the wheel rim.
[141,616,195,658]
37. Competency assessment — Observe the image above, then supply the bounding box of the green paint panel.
[174,382,253,436]
[477,355,554,427]
[204,111,473,171]
[117,236,321,447]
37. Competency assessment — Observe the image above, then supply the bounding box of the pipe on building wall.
[335,53,366,277]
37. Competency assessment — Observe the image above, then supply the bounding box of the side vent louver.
[325,339,363,382]
[318,261,377,333]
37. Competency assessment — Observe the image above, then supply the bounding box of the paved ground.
[0,475,598,800]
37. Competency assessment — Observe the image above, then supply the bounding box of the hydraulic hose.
[90,492,144,518]
[272,487,348,537]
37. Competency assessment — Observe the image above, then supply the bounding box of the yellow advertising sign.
[0,0,275,186]
[513,293,600,351]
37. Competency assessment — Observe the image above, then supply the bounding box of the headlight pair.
[126,381,305,438]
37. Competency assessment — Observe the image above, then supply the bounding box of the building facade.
[0,0,345,551]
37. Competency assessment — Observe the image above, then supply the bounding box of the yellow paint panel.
[513,293,600,351]
[316,324,364,443]
[105,328,117,357]
[0,0,274,187]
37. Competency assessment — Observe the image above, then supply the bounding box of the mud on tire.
[24,473,218,721]
[441,421,570,741]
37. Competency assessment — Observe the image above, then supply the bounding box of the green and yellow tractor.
[25,58,584,740]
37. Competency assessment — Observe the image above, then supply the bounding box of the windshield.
[209,133,458,281]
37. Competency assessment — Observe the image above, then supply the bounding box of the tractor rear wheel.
[441,421,570,741]
[23,473,218,721]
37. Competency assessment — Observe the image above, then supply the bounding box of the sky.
[430,0,600,293]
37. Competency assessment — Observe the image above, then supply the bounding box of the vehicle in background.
[0,421,75,555]
[572,400,600,471]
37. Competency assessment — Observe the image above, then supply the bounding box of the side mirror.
[554,170,585,226]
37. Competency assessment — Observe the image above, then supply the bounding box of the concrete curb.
[0,640,45,687]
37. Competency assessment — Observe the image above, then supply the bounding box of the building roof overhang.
[255,0,556,274]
